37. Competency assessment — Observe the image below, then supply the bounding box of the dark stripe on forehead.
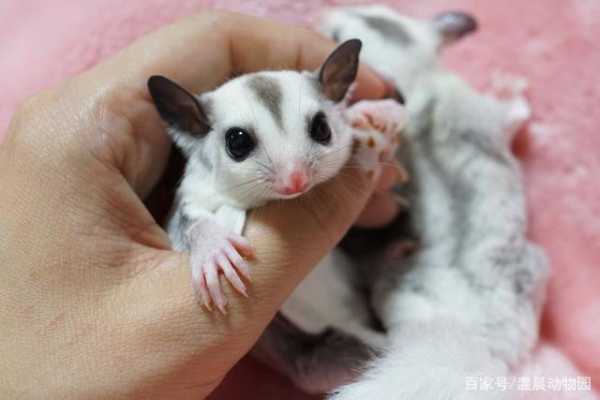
[361,15,413,45]
[247,75,284,130]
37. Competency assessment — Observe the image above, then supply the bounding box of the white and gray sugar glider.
[148,39,406,314]
[254,6,550,399]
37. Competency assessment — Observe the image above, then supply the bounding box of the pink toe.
[194,273,212,311]
[228,235,255,258]
[224,244,252,281]
[217,254,248,297]
[205,262,227,314]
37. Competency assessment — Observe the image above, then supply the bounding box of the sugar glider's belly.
[281,250,387,348]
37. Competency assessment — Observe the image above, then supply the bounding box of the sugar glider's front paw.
[346,99,408,181]
[186,220,254,314]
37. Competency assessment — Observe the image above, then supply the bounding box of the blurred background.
[1,1,598,398]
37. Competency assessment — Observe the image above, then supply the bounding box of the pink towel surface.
[1,1,598,398]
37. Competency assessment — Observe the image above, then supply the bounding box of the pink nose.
[279,170,309,195]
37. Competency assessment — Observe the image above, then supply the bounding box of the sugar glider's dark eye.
[310,112,332,145]
[225,128,256,161]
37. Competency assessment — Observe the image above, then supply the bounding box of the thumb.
[117,163,377,397]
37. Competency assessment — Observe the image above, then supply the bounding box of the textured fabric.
[1,1,598,398]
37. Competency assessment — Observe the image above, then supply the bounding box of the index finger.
[94,11,386,99]
[223,12,386,100]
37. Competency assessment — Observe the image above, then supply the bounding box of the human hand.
[0,11,397,399]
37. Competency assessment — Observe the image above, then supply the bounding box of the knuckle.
[192,10,233,34]
[14,95,39,121]
[9,91,51,137]
[15,89,52,118]
[6,84,81,162]
[3,90,63,166]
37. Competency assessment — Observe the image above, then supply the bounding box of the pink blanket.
[2,0,598,398]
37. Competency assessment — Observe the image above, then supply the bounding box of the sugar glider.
[254,6,549,399]
[321,7,549,400]
[148,40,407,314]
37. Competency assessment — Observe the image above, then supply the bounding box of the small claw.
[195,276,213,311]
[191,263,213,311]
[205,262,227,315]
[224,242,251,281]
[217,254,248,297]
[216,301,228,315]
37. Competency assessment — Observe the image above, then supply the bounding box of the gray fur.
[322,68,547,397]
[247,75,284,129]
[166,201,189,252]
[253,314,378,394]
[256,6,549,397]
[459,130,511,166]
[195,148,213,170]
[360,15,412,45]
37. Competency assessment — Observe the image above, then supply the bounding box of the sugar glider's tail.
[328,320,511,400]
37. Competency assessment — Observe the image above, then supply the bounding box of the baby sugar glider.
[148,39,405,313]
[317,6,549,400]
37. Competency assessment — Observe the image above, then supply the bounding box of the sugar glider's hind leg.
[252,314,378,394]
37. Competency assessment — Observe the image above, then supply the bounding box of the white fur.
[167,69,355,253]
[282,250,388,349]
[300,6,550,399]
[330,320,511,400]
[178,71,352,220]
[319,6,441,97]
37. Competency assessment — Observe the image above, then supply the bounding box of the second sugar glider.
[148,39,406,313]
[317,6,549,400]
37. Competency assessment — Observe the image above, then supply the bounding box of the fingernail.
[394,162,409,184]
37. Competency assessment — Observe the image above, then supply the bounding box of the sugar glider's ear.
[148,75,210,142]
[433,11,477,45]
[318,39,362,102]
